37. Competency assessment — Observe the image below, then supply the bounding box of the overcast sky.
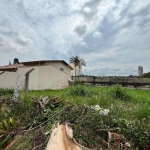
[0,0,150,76]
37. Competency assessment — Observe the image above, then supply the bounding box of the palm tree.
[69,56,86,77]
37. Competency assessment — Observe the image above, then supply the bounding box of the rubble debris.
[91,105,101,110]
[91,105,110,116]
[124,142,131,148]
[107,132,121,149]
[108,131,120,143]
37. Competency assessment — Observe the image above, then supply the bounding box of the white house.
[0,60,74,90]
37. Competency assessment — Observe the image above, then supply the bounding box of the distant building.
[138,66,143,76]
[69,63,82,76]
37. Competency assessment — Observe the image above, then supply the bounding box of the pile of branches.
[1,95,149,150]
[29,97,150,150]
[0,98,19,105]
[31,95,64,114]
[58,105,133,150]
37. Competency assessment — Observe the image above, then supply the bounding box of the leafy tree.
[69,56,86,77]
[141,72,150,78]
[13,58,19,64]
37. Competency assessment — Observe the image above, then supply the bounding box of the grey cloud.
[99,16,120,37]
[0,41,16,53]
[84,0,102,9]
[43,48,69,62]
[82,8,97,20]
[24,11,42,27]
[129,4,150,18]
[115,0,121,4]
[85,67,138,76]
[121,19,133,28]
[0,0,150,76]
[72,27,116,55]
[138,17,150,28]
[119,4,132,19]
[0,40,30,54]
[128,5,150,28]
[100,67,121,73]
[15,37,31,45]
[74,24,87,35]
[85,67,121,76]
[17,0,28,9]
[118,1,150,28]
[0,28,14,37]
[7,0,28,9]
[121,68,137,76]
[72,0,150,73]
[76,0,102,21]
[0,20,33,53]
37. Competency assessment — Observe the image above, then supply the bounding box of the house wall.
[37,65,69,90]
[18,67,38,90]
[19,63,71,90]
[0,68,33,89]
[0,71,18,89]
[45,62,72,76]
[0,62,72,90]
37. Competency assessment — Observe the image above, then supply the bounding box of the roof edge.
[19,60,74,70]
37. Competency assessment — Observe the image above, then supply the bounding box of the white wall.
[0,62,72,90]
[0,71,18,89]
[45,62,72,76]
[21,62,71,90]
[37,65,69,90]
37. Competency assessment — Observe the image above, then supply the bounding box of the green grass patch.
[0,88,14,99]
[0,85,150,149]
[107,84,132,101]
[66,84,99,97]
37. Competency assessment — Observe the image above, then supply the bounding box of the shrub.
[0,117,18,148]
[74,80,85,85]
[108,84,131,101]
[141,72,150,78]
[67,84,97,97]
[0,88,14,96]
[133,106,150,120]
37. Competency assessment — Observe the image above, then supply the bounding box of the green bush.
[108,84,131,101]
[141,72,150,78]
[0,117,18,148]
[119,118,150,148]
[0,88,14,96]
[67,84,97,97]
[74,80,85,85]
[133,106,150,120]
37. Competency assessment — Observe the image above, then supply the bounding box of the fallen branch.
[23,109,63,132]
[32,144,43,150]
[75,105,88,123]
[97,127,120,132]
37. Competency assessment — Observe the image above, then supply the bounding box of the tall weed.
[108,84,132,101]
[0,88,14,96]
[66,84,98,97]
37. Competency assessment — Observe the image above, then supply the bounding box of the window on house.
[60,68,64,71]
